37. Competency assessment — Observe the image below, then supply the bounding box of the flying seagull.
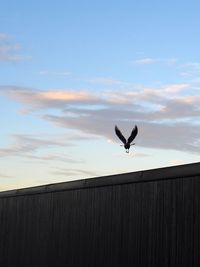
[115,125,138,153]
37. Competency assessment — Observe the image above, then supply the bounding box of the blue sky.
[1,0,200,191]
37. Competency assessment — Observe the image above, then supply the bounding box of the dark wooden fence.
[0,162,200,266]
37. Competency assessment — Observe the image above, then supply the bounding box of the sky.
[1,0,200,191]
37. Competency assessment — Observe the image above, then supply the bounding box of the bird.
[115,125,138,153]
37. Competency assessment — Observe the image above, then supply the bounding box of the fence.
[0,162,200,266]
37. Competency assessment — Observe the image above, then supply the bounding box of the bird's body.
[115,125,138,153]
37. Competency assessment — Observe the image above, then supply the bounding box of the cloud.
[0,33,30,62]
[163,58,178,65]
[2,87,100,110]
[179,61,200,79]
[88,77,123,85]
[190,77,200,83]
[133,57,178,66]
[0,133,89,162]
[39,70,71,76]
[164,83,189,93]
[51,167,98,178]
[2,84,200,153]
[23,153,83,164]
[39,91,95,101]
[44,113,200,153]
[133,57,155,65]
[169,159,186,166]
[0,173,12,179]
[115,151,150,158]
[4,85,190,111]
[0,33,9,40]
[183,62,200,72]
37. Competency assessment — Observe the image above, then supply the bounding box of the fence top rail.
[0,162,200,198]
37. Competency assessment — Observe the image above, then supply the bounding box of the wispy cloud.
[133,57,178,66]
[164,83,189,93]
[51,167,98,178]
[1,87,100,110]
[190,77,200,83]
[88,77,123,85]
[0,33,9,40]
[39,70,71,76]
[179,61,200,80]
[133,57,155,65]
[169,159,186,166]
[0,172,12,179]
[182,62,200,72]
[115,152,150,158]
[0,33,30,62]
[0,133,89,162]
[23,153,83,164]
[2,84,200,153]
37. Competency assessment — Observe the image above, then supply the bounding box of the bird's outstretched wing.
[115,125,126,144]
[127,125,138,144]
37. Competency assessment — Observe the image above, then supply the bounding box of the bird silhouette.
[115,125,138,153]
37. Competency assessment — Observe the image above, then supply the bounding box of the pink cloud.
[38,91,96,101]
